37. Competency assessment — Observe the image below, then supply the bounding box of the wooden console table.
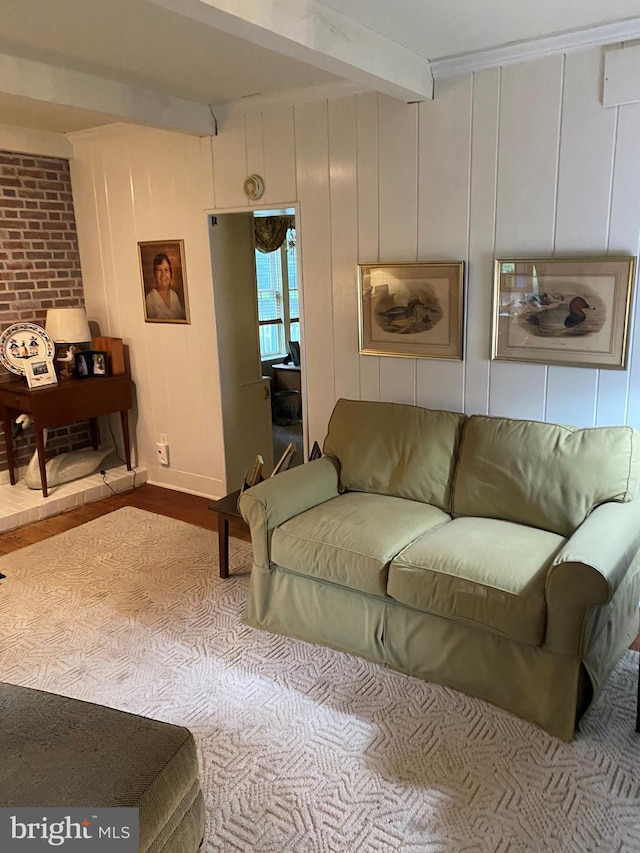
[0,374,133,497]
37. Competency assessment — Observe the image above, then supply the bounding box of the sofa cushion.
[387,516,566,646]
[323,398,466,512]
[453,414,639,537]
[271,492,451,596]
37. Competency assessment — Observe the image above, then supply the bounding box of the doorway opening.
[254,209,303,471]
[209,207,305,493]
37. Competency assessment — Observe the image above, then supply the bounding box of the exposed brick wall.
[0,151,91,474]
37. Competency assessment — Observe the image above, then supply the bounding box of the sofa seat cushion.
[271,492,451,596]
[387,517,566,645]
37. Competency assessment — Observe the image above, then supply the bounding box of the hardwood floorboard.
[0,484,250,555]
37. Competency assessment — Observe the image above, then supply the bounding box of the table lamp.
[45,307,92,378]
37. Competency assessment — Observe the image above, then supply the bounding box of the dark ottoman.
[0,683,205,852]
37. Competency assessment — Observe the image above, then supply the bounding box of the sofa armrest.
[239,456,340,569]
[544,498,640,655]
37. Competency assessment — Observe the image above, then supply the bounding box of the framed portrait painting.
[139,239,190,324]
[492,257,636,369]
[358,262,465,360]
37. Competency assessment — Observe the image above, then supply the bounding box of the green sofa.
[240,399,640,740]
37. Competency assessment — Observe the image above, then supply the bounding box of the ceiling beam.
[0,53,217,136]
[149,0,434,102]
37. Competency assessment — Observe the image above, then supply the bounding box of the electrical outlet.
[159,433,167,445]
[156,442,169,466]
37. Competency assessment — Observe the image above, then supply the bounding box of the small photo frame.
[139,239,190,324]
[271,441,296,476]
[358,262,465,360]
[92,351,107,376]
[74,350,109,378]
[309,441,322,461]
[25,356,58,388]
[492,256,636,369]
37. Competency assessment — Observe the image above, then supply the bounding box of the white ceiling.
[1,0,640,135]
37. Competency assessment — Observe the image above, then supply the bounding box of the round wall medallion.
[243,174,265,200]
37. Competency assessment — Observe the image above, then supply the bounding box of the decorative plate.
[0,322,55,376]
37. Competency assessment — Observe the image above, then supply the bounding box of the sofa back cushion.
[323,399,466,511]
[453,414,640,537]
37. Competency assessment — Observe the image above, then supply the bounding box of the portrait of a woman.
[139,240,190,324]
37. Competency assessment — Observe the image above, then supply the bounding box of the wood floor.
[0,484,251,556]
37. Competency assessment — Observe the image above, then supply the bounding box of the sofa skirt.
[245,563,592,741]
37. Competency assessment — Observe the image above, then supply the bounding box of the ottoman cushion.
[0,683,204,853]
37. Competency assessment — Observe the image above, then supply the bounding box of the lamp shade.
[45,308,92,343]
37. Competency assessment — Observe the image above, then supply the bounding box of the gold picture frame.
[492,256,636,369]
[139,239,190,324]
[358,262,465,360]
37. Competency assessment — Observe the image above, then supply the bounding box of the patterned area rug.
[0,507,639,852]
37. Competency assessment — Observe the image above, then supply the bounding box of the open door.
[210,213,274,492]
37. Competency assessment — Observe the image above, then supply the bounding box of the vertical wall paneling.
[198,137,217,211]
[71,125,225,495]
[68,47,640,499]
[415,75,472,412]
[263,105,297,205]
[211,112,248,209]
[466,68,500,415]
[545,366,598,427]
[610,102,640,428]
[69,145,111,331]
[555,50,616,250]
[245,112,265,186]
[294,100,334,445]
[418,76,473,259]
[132,131,187,470]
[494,57,564,254]
[97,140,134,337]
[377,95,419,404]
[488,361,547,421]
[355,92,380,402]
[328,96,360,403]
[544,48,613,426]
[491,56,564,420]
[174,133,222,480]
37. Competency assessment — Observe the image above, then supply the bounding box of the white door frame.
[204,200,308,460]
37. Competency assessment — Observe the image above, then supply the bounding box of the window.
[255,227,299,360]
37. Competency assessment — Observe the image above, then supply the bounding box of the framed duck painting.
[358,262,465,360]
[492,256,636,369]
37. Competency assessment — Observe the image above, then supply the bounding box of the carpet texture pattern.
[0,507,638,852]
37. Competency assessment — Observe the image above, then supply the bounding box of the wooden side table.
[208,488,249,579]
[0,374,133,497]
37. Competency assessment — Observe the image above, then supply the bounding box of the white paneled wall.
[68,45,640,498]
[70,125,225,497]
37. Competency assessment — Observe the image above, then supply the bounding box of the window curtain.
[254,216,294,254]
